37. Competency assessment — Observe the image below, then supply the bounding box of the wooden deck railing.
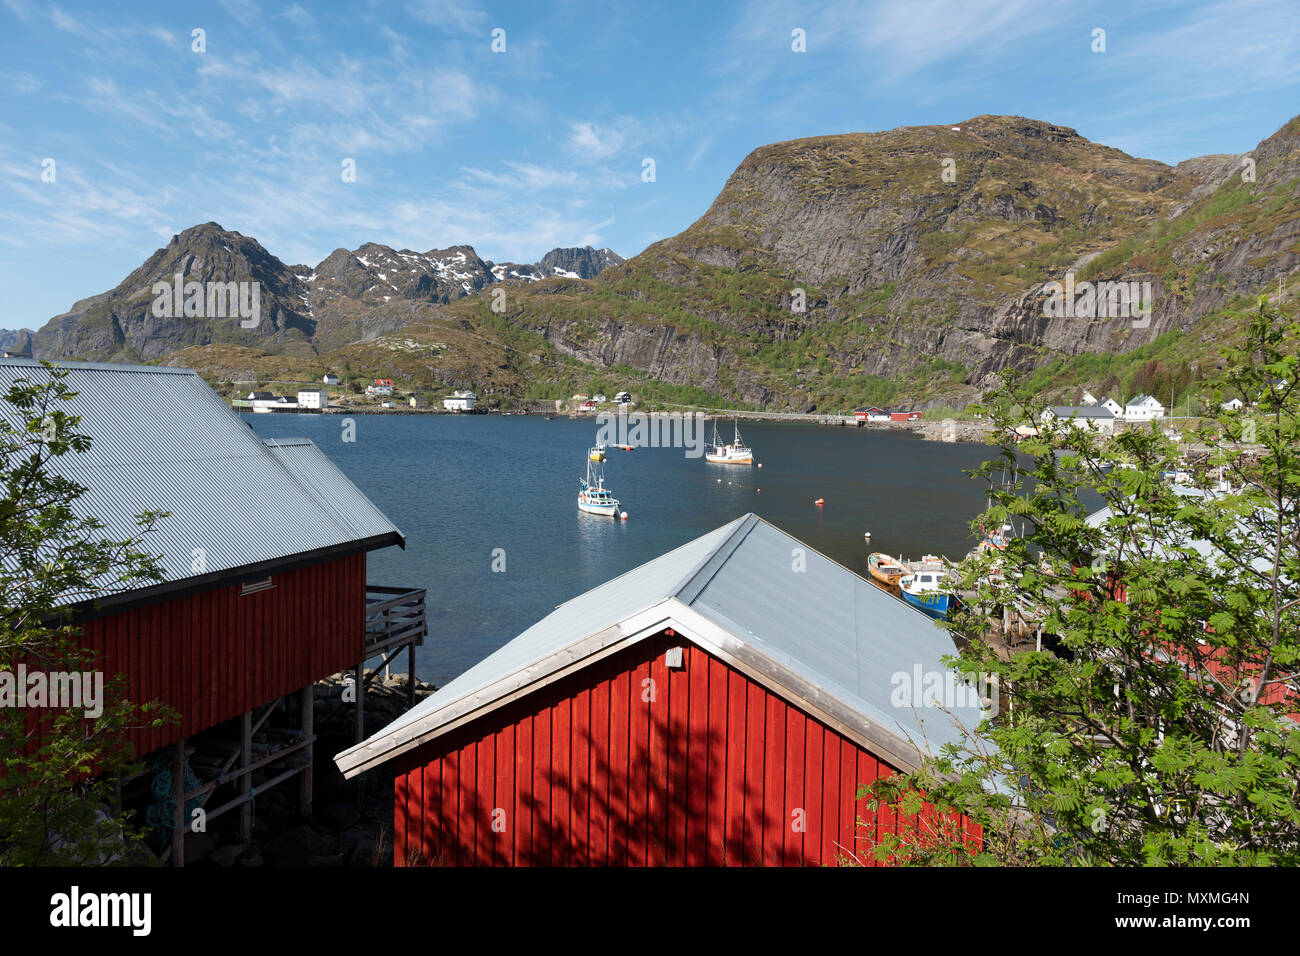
[365,585,427,657]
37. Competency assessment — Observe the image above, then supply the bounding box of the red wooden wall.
[78,552,367,755]
[395,630,977,866]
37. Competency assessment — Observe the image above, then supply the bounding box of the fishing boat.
[972,524,1014,556]
[589,444,607,462]
[898,568,953,619]
[578,457,621,516]
[867,552,908,588]
[705,418,753,465]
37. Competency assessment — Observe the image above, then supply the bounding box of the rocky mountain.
[34,224,314,362]
[478,113,1299,409]
[31,229,625,362]
[0,328,33,355]
[26,113,1300,410]
[487,246,625,282]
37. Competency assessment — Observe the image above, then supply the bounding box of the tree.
[862,300,1300,866]
[1,363,174,865]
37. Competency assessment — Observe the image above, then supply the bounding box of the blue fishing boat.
[899,567,952,619]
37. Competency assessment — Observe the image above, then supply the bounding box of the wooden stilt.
[240,709,253,842]
[299,685,313,821]
[407,643,416,710]
[171,738,185,867]
[354,663,365,744]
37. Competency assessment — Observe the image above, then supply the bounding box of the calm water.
[243,413,1000,686]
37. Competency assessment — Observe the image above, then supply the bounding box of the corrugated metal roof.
[337,514,986,777]
[1049,405,1113,418]
[0,359,403,605]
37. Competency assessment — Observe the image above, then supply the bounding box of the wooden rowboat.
[867,552,909,587]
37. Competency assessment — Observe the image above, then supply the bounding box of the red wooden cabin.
[338,514,984,866]
[1,359,418,864]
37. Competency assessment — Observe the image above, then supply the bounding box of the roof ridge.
[673,512,760,605]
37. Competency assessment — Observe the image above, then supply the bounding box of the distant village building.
[443,390,477,412]
[1041,405,1116,435]
[1099,397,1123,417]
[410,393,431,409]
[889,411,921,422]
[614,391,632,404]
[592,393,607,404]
[335,514,983,867]
[297,388,330,410]
[1081,390,1098,406]
[1221,397,1245,411]
[1124,394,1166,421]
[854,406,890,423]
[323,373,340,386]
[247,390,274,402]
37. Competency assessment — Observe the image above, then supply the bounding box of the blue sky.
[2,0,1298,328]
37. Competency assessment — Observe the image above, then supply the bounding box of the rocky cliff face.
[489,114,1298,408]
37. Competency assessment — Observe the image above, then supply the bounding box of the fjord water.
[244,413,998,687]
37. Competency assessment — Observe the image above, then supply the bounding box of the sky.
[1,0,1299,328]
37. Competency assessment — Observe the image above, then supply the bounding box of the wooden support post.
[354,662,365,744]
[407,642,416,710]
[171,738,185,867]
[240,709,253,842]
[299,685,313,821]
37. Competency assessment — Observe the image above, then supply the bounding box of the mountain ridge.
[26,113,1300,411]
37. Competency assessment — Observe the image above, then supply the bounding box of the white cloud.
[568,120,625,161]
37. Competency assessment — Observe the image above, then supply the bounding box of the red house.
[1,359,421,865]
[890,411,921,422]
[337,514,984,866]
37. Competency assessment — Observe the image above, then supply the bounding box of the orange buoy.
[815,498,824,506]
[620,511,629,521]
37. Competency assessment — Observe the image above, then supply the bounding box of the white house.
[1081,390,1098,406]
[297,388,330,410]
[614,391,631,404]
[322,374,340,386]
[1124,394,1166,421]
[443,389,477,412]
[1221,397,1244,411]
[1041,405,1115,435]
[1099,397,1123,417]
[252,395,298,412]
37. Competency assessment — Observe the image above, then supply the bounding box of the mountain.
[474,114,1299,409]
[31,229,626,363]
[487,247,625,282]
[25,114,1300,410]
[0,328,33,355]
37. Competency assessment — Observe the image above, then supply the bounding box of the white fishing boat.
[705,418,753,465]
[578,456,621,516]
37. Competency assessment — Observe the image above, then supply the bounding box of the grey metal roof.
[1049,405,1114,419]
[0,359,403,606]
[1086,487,1276,575]
[336,514,987,778]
